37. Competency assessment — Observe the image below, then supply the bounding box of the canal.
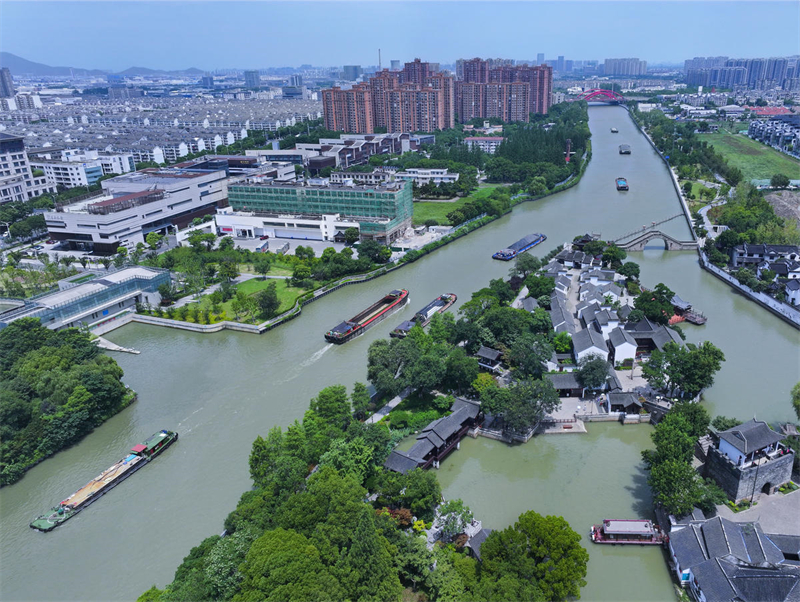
[1,105,797,602]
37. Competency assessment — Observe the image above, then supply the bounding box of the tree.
[402,468,442,521]
[145,232,164,250]
[344,227,360,245]
[671,401,710,439]
[235,528,345,602]
[480,510,589,602]
[309,385,351,431]
[318,437,374,485]
[252,254,272,279]
[525,274,555,299]
[576,356,609,390]
[618,261,640,281]
[601,243,627,268]
[187,231,216,251]
[218,258,240,282]
[443,347,480,393]
[634,282,675,325]
[491,379,560,435]
[771,173,790,189]
[509,333,553,378]
[292,263,312,285]
[792,382,800,421]
[350,382,371,420]
[341,509,402,602]
[218,236,235,251]
[553,331,572,354]
[511,253,541,279]
[358,239,391,263]
[711,415,742,431]
[438,498,474,542]
[648,458,702,516]
[255,282,280,319]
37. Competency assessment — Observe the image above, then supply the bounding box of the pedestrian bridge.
[615,229,698,251]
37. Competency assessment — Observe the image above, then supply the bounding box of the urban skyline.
[1,1,798,71]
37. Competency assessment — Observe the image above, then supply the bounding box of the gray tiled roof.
[572,327,606,354]
[608,326,637,348]
[467,528,494,561]
[545,372,581,390]
[719,419,784,454]
[383,450,422,474]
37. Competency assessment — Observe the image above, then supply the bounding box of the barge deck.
[325,289,409,344]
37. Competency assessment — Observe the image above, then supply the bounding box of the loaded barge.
[325,289,409,344]
[30,430,178,532]
[391,293,457,338]
[590,519,667,546]
[616,177,629,191]
[492,233,547,261]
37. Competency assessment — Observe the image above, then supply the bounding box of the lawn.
[179,278,308,324]
[412,184,500,226]
[239,263,294,278]
[698,130,800,181]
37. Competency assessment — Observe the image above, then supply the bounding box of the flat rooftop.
[36,267,164,308]
[231,179,406,192]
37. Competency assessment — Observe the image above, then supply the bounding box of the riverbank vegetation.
[139,381,589,602]
[0,319,132,486]
[630,104,744,186]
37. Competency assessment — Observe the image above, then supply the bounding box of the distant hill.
[0,52,106,76]
[0,52,206,78]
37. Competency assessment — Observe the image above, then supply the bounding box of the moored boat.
[590,519,667,545]
[30,430,178,532]
[616,177,629,191]
[492,233,547,261]
[391,293,457,338]
[325,289,409,344]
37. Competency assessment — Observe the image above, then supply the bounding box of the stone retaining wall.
[699,253,800,329]
[705,447,794,503]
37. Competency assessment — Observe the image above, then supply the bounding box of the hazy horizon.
[1,1,798,72]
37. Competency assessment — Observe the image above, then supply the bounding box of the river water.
[1,105,797,602]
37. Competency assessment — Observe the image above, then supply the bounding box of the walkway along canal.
[1,105,798,602]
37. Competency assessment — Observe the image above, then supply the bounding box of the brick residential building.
[322,84,374,134]
[323,60,454,134]
[454,59,553,123]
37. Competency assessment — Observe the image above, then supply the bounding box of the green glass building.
[227,180,413,243]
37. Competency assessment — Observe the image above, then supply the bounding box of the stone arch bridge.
[615,229,698,251]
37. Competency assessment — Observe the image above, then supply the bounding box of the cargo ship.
[492,233,547,261]
[616,177,629,191]
[391,293,457,338]
[619,144,631,155]
[30,430,178,532]
[590,519,667,546]
[325,289,409,344]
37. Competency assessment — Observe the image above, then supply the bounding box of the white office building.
[44,166,227,253]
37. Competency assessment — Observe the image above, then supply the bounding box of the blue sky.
[1,1,798,71]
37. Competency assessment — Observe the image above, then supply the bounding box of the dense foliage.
[642,341,725,398]
[0,319,131,485]
[642,404,727,516]
[486,102,590,189]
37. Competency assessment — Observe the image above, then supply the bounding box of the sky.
[1,1,798,72]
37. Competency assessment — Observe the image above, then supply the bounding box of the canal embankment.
[626,104,800,330]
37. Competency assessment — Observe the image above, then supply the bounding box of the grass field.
[412,184,500,226]
[698,131,800,181]
[180,277,306,323]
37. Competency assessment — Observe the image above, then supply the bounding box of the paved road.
[716,490,800,535]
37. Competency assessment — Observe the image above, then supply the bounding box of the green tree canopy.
[480,510,589,602]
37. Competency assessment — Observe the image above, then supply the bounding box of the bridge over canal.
[614,229,697,251]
